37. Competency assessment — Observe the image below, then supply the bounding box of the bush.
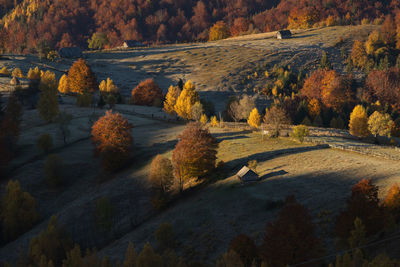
[292,125,309,143]
[37,133,54,153]
[44,154,64,187]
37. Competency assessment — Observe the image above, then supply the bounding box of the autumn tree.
[0,92,22,146]
[261,195,323,267]
[28,215,73,266]
[0,66,10,76]
[136,243,162,267]
[131,79,163,106]
[230,17,249,36]
[228,234,258,267]
[58,74,69,94]
[88,32,109,50]
[384,184,400,223]
[365,30,383,56]
[172,122,218,192]
[174,80,200,120]
[191,101,204,121]
[149,155,174,194]
[27,67,41,80]
[351,40,368,69]
[228,95,256,123]
[12,67,23,78]
[308,98,321,118]
[335,179,383,242]
[381,15,396,47]
[1,180,39,242]
[348,217,367,249]
[368,111,394,137]
[264,106,289,137]
[123,242,137,267]
[209,21,230,41]
[366,68,400,111]
[68,59,98,94]
[57,111,73,145]
[163,85,181,115]
[37,70,59,122]
[91,111,133,172]
[200,114,208,125]
[292,125,309,143]
[154,223,176,252]
[210,116,219,127]
[349,105,369,137]
[247,108,261,128]
[100,78,119,94]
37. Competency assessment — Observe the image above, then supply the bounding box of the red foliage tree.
[335,179,383,241]
[131,79,164,106]
[230,17,249,36]
[366,68,400,111]
[172,122,218,192]
[261,195,324,267]
[91,111,133,172]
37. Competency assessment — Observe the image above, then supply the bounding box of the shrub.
[172,122,218,192]
[131,79,163,106]
[154,223,176,252]
[37,133,54,153]
[292,125,310,143]
[68,59,98,94]
[44,154,64,187]
[91,111,133,172]
[1,180,39,242]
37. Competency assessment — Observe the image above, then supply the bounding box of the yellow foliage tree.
[210,116,219,127]
[200,114,208,125]
[351,40,368,69]
[365,30,383,55]
[106,78,119,93]
[209,21,230,41]
[308,98,321,118]
[174,81,199,120]
[349,105,369,137]
[247,108,261,128]
[367,111,394,137]
[27,67,41,80]
[12,68,23,78]
[58,74,69,94]
[99,80,107,92]
[163,85,181,115]
[0,67,10,76]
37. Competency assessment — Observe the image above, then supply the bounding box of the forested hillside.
[0,0,397,53]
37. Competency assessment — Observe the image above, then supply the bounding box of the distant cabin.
[59,47,83,58]
[236,166,259,183]
[277,30,292,39]
[122,40,144,48]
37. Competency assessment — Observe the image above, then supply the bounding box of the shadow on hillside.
[225,144,330,176]
[291,33,318,39]
[260,170,288,181]
[217,135,250,142]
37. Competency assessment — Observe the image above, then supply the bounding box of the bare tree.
[264,106,290,137]
[228,95,256,123]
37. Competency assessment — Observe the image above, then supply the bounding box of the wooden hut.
[277,30,292,39]
[236,166,259,183]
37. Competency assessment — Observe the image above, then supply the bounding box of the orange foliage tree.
[91,111,133,172]
[301,69,353,113]
[335,179,383,241]
[384,184,400,222]
[261,195,323,267]
[67,59,98,94]
[350,40,368,69]
[288,7,319,29]
[209,21,230,41]
[230,17,249,36]
[172,122,218,192]
[131,79,164,106]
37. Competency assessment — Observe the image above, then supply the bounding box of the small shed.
[236,166,259,183]
[122,40,144,48]
[277,30,292,39]
[58,47,83,58]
